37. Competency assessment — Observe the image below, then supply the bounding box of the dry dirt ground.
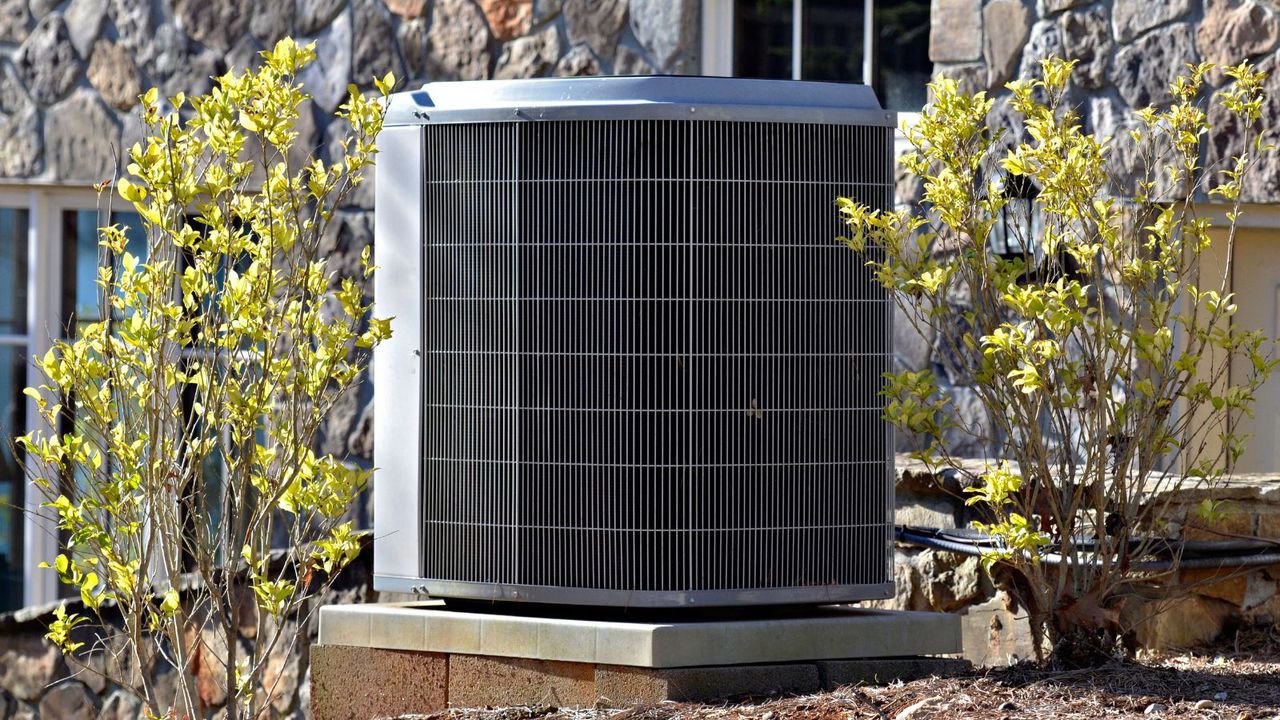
[406,644,1280,720]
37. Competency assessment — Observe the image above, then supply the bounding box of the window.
[0,192,199,608]
[709,0,931,112]
[0,207,28,613]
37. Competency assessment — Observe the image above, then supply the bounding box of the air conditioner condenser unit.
[373,76,896,608]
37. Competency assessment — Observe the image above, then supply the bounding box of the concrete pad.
[318,602,963,668]
[310,645,447,720]
[448,655,596,708]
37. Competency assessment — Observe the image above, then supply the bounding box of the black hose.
[896,527,1280,571]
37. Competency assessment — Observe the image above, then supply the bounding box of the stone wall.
[0,0,699,517]
[908,0,1280,455]
[883,456,1280,665]
[929,0,1280,206]
[0,0,699,184]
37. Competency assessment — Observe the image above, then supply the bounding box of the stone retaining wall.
[881,456,1280,664]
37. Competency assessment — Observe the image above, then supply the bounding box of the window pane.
[0,209,29,336]
[0,345,26,612]
[874,0,930,111]
[61,210,148,327]
[734,0,794,79]
[801,0,865,83]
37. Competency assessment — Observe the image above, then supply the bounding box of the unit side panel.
[373,125,426,584]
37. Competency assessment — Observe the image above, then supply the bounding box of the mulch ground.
[409,648,1280,720]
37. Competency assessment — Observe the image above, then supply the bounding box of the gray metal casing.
[374,76,896,607]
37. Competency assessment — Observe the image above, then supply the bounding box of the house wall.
[908,0,1280,461]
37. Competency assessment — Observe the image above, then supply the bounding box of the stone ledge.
[318,602,963,668]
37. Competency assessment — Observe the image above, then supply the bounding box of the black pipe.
[895,527,1280,571]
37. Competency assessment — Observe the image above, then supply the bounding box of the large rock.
[318,209,374,285]
[13,14,82,106]
[1111,23,1197,108]
[226,33,265,73]
[348,400,374,458]
[260,619,303,714]
[98,691,141,720]
[426,0,492,80]
[46,87,121,181]
[87,40,141,111]
[296,0,347,36]
[1127,595,1235,651]
[138,23,220,99]
[397,17,428,80]
[958,594,1037,666]
[893,300,933,373]
[37,682,98,720]
[1041,0,1086,13]
[934,62,988,96]
[298,7,353,113]
[929,0,982,63]
[1197,0,1280,71]
[1017,19,1064,84]
[1206,53,1280,202]
[384,0,427,18]
[943,385,993,458]
[286,99,324,176]
[533,0,561,23]
[614,45,655,75]
[479,0,533,42]
[1112,0,1192,43]
[0,634,62,701]
[0,0,29,43]
[564,0,627,59]
[173,0,251,52]
[1091,95,1177,200]
[353,0,406,87]
[323,117,374,209]
[1058,5,1111,89]
[554,44,600,76]
[107,0,152,53]
[0,58,26,114]
[494,23,562,79]
[62,0,105,57]
[982,0,1029,88]
[628,0,696,71]
[250,0,294,43]
[0,104,42,176]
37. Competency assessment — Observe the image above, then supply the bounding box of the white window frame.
[0,186,113,607]
[701,0,876,83]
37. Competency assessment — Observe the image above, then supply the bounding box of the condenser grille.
[419,119,894,602]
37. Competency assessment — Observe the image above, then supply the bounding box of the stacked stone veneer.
[882,456,1280,665]
[0,0,699,182]
[905,0,1280,455]
[0,0,699,508]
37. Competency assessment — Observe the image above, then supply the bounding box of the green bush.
[840,58,1277,666]
[21,38,394,718]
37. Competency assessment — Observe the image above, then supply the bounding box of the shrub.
[840,59,1277,666]
[20,39,394,718]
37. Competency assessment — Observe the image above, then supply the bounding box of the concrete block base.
[311,602,966,719]
[311,645,969,718]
